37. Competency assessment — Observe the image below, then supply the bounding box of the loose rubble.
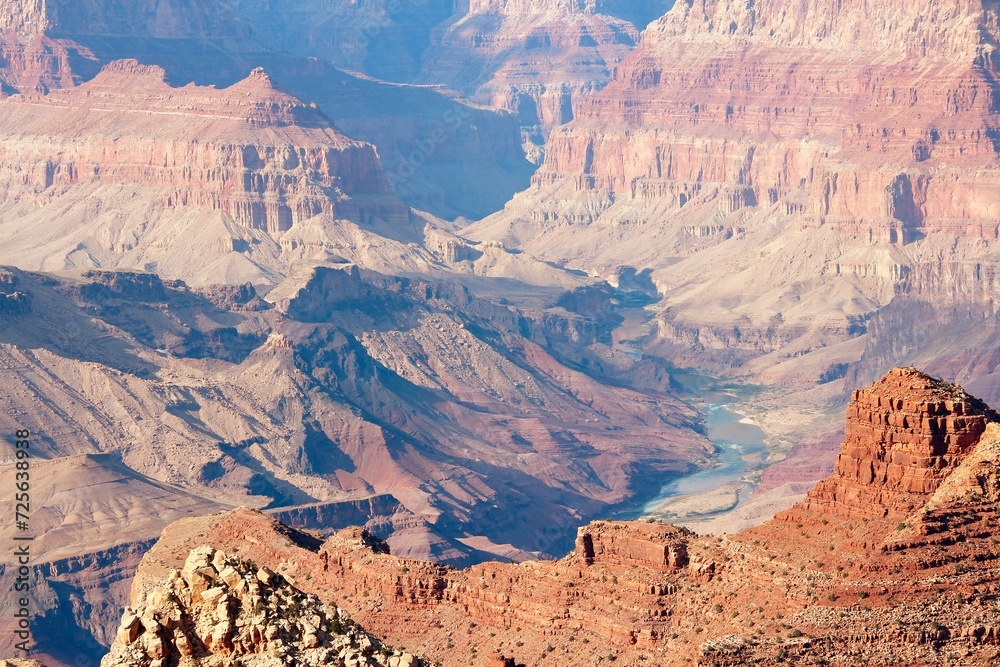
[101,546,426,667]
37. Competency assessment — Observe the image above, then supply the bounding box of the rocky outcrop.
[122,369,1000,666]
[791,367,997,520]
[575,520,689,569]
[101,545,424,667]
[268,495,405,535]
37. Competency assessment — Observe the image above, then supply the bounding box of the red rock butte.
[793,367,998,520]
[109,367,1000,666]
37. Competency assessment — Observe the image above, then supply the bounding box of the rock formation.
[114,369,1000,666]
[467,0,1000,388]
[794,367,997,520]
[101,545,425,667]
[419,0,645,140]
[0,59,409,280]
[0,0,536,222]
[0,262,707,660]
[228,1,673,143]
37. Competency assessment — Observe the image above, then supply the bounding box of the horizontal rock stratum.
[467,0,1000,385]
[98,368,1000,666]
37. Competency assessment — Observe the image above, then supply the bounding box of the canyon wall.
[230,0,456,82]
[0,60,404,233]
[468,0,1000,386]
[0,1,537,222]
[15,0,249,39]
[420,0,642,140]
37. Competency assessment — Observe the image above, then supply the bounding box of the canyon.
[228,1,673,149]
[0,0,536,221]
[0,262,706,663]
[87,368,1000,666]
[0,0,999,664]
[467,0,1000,395]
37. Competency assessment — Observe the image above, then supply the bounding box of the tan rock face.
[0,60,407,235]
[418,0,645,136]
[575,520,689,569]
[467,0,1000,385]
[534,0,1000,228]
[0,0,46,36]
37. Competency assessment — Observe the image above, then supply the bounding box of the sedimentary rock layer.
[421,0,644,137]
[468,0,1000,386]
[119,368,1000,666]
[793,367,997,520]
[0,60,405,235]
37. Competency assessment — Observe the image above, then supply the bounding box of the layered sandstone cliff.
[793,367,997,520]
[420,0,645,140]
[0,59,425,281]
[0,60,405,234]
[0,0,537,222]
[468,0,1000,385]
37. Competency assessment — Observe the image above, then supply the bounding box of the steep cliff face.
[420,0,644,140]
[0,0,536,221]
[793,367,996,520]
[0,60,403,231]
[468,0,1000,385]
[120,370,1000,666]
[0,0,47,36]
[0,60,420,280]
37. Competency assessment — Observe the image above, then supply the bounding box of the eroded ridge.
[109,368,1000,665]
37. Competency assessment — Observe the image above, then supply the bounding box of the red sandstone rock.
[791,367,997,520]
[122,368,1000,666]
